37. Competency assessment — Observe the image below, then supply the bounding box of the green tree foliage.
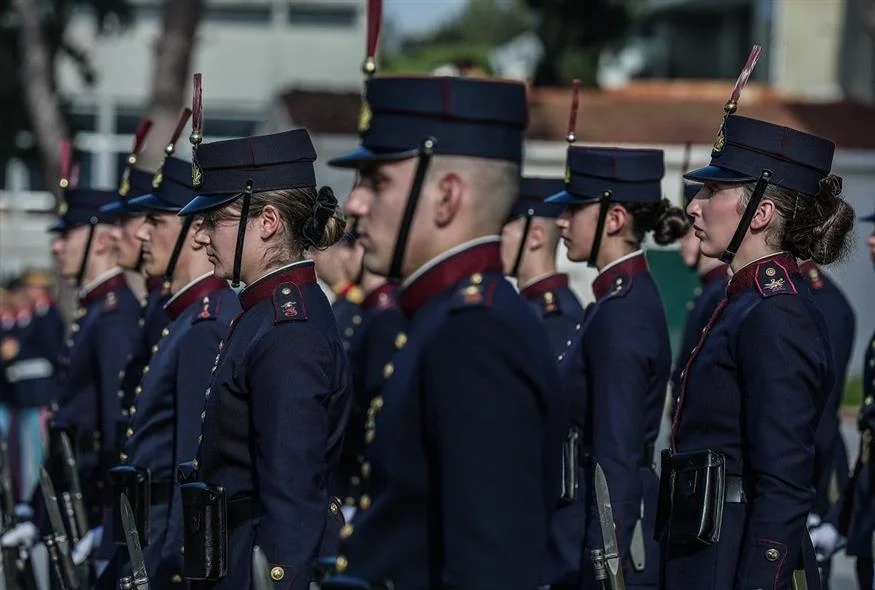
[0,0,130,185]
[527,0,631,85]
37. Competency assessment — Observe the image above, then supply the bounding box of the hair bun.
[818,174,843,198]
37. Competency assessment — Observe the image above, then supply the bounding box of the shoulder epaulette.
[272,282,308,323]
[603,273,635,302]
[346,285,365,305]
[449,273,497,312]
[805,266,825,290]
[192,295,221,324]
[102,290,121,313]
[539,291,561,317]
[754,261,798,298]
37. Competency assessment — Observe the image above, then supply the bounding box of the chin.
[363,252,390,279]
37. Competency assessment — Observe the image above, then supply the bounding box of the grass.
[844,374,864,410]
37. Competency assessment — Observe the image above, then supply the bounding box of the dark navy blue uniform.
[666,253,833,590]
[2,301,63,410]
[798,261,855,524]
[543,252,669,589]
[336,282,405,509]
[334,240,566,590]
[188,262,351,589]
[332,283,365,353]
[54,270,141,524]
[107,274,237,588]
[670,264,728,401]
[519,273,584,358]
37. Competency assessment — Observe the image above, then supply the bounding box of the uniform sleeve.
[584,306,651,567]
[420,310,550,589]
[250,324,348,590]
[733,297,830,589]
[155,319,225,579]
[92,310,139,467]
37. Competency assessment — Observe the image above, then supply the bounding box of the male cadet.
[45,181,140,532]
[0,275,63,501]
[501,176,584,356]
[322,76,567,589]
[86,154,239,588]
[669,183,728,407]
[311,233,366,350]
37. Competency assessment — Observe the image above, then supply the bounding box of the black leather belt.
[228,495,262,530]
[725,475,747,504]
[150,480,172,505]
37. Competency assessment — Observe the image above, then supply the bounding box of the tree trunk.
[138,0,206,170]
[13,0,70,197]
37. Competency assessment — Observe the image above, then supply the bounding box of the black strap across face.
[387,137,437,281]
[720,170,772,264]
[76,219,98,288]
[510,214,533,278]
[163,216,195,289]
[588,191,613,269]
[231,181,254,288]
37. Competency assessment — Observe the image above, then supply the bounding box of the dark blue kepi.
[328,75,529,279]
[506,177,566,278]
[546,147,665,267]
[683,114,835,262]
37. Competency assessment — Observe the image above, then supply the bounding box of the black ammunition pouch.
[656,449,726,546]
[180,482,228,581]
[559,426,580,504]
[110,465,150,545]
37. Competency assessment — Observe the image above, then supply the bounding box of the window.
[206,5,272,24]
[288,5,356,28]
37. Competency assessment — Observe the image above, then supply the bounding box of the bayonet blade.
[38,467,79,589]
[120,494,149,590]
[252,545,272,590]
[59,433,89,539]
[594,463,625,590]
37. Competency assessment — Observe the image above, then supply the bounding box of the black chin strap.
[388,137,436,281]
[75,219,98,288]
[163,216,195,291]
[232,181,254,288]
[588,191,613,269]
[510,213,533,278]
[720,170,772,264]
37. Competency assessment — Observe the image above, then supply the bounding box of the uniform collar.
[79,268,127,307]
[163,273,230,320]
[727,252,798,298]
[701,263,729,287]
[592,250,648,300]
[146,275,165,293]
[239,260,316,311]
[397,237,503,317]
[519,272,569,301]
[361,282,397,312]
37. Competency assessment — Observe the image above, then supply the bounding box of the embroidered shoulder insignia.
[450,273,496,312]
[540,291,561,317]
[103,291,120,312]
[754,263,798,298]
[193,296,220,324]
[273,283,308,323]
[807,268,824,290]
[375,291,396,311]
[1,337,19,361]
[346,285,365,305]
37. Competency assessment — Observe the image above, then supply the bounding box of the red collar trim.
[79,273,128,307]
[146,276,165,292]
[240,262,316,311]
[727,252,799,298]
[398,242,503,317]
[592,253,648,300]
[361,282,397,312]
[701,264,729,287]
[519,273,570,301]
[164,275,230,320]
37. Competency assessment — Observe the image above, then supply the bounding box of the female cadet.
[176,79,352,590]
[664,113,854,589]
[541,147,688,589]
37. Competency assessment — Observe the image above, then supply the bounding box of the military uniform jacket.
[332,282,365,353]
[2,301,63,409]
[190,260,351,590]
[54,270,140,523]
[336,282,405,507]
[337,238,567,590]
[838,330,875,556]
[519,272,584,357]
[670,264,728,402]
[666,252,833,590]
[797,261,855,519]
[107,274,237,588]
[542,251,669,588]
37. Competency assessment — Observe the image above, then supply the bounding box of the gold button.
[765,548,780,561]
[361,462,371,478]
[359,495,371,510]
[345,496,355,506]
[180,546,184,555]
[351,476,360,485]
[152,345,158,353]
[201,411,206,421]
[197,435,203,444]
[120,453,128,461]
[365,430,375,444]
[765,267,776,277]
[143,366,150,374]
[340,524,354,539]
[866,396,873,405]
[117,391,124,399]
[344,327,354,337]
[270,566,284,581]
[139,318,145,327]
[118,370,125,379]
[383,363,394,379]
[336,555,348,573]
[130,407,136,415]
[329,501,339,514]
[281,287,291,296]
[162,328,170,337]
[352,315,362,325]
[71,324,79,333]
[372,396,384,410]
[395,332,407,349]
[192,459,198,470]
[170,574,182,584]
[470,273,483,285]
[126,428,133,437]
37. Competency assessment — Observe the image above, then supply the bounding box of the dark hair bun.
[652,199,690,246]
[788,174,855,264]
